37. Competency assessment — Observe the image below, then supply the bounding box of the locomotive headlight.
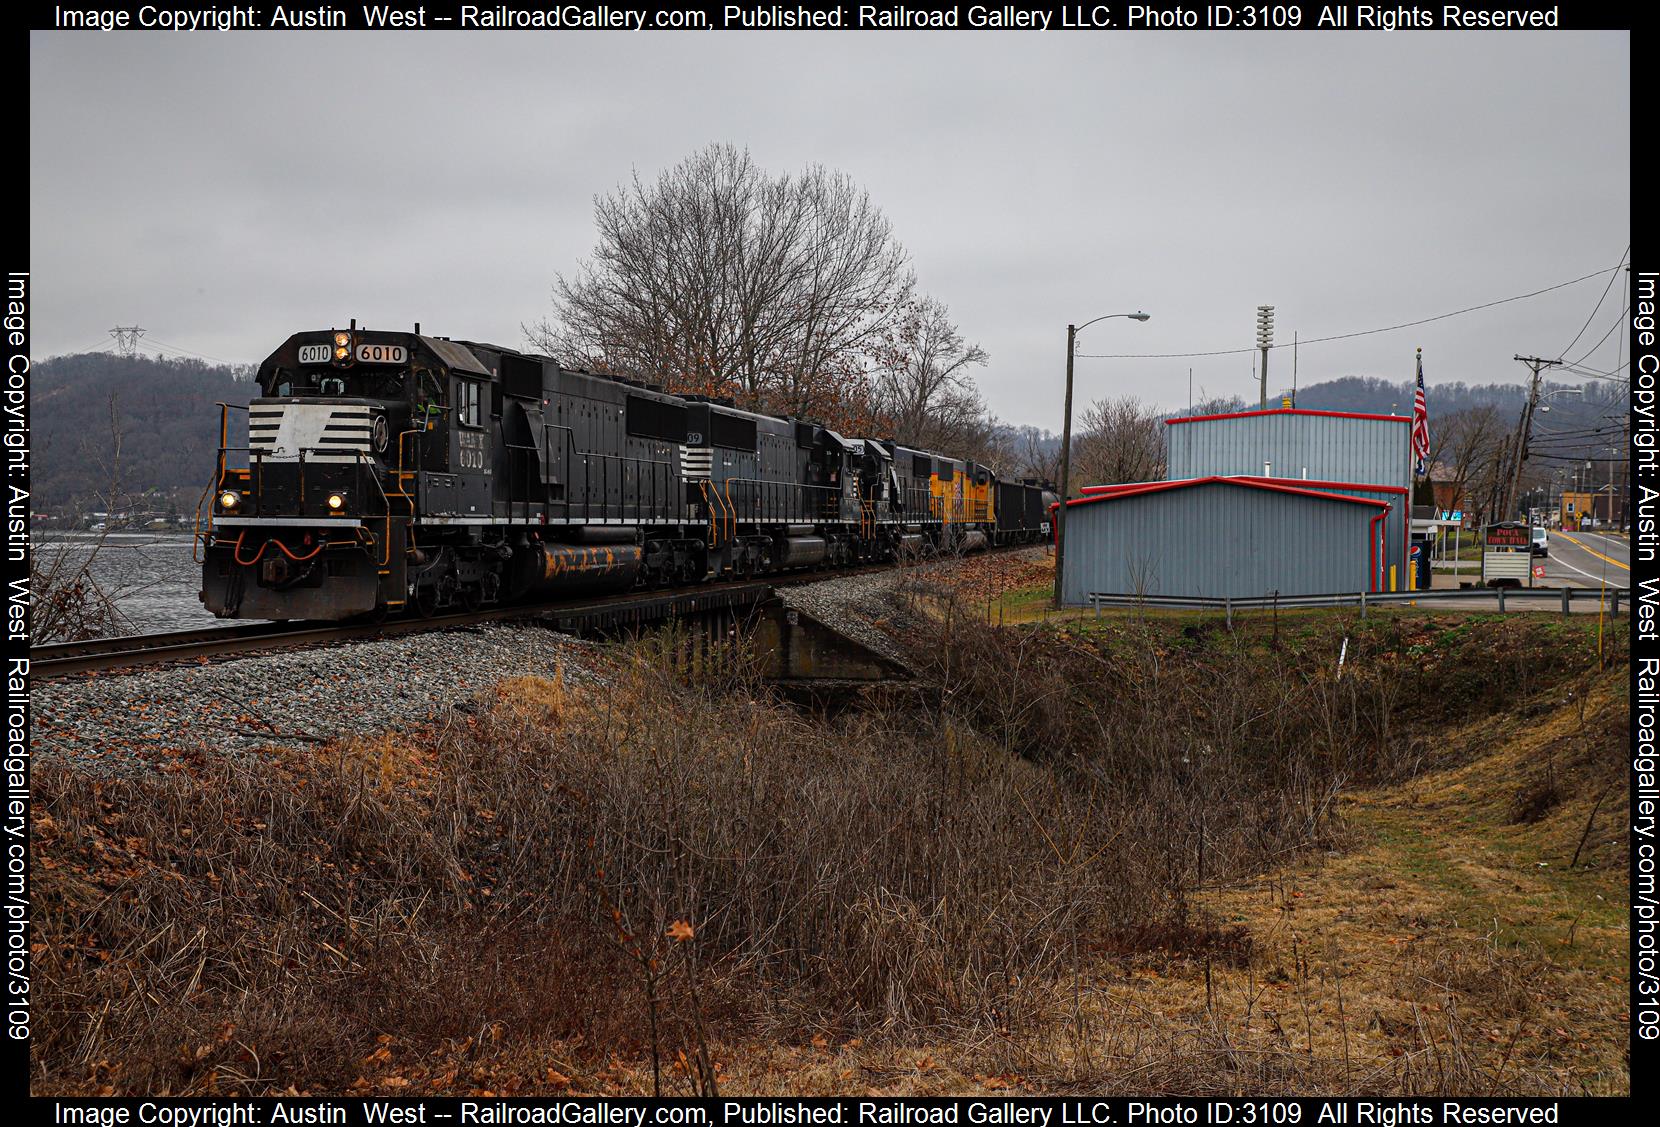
[326,492,347,513]
[334,345,349,360]
[218,490,241,512]
[333,331,351,347]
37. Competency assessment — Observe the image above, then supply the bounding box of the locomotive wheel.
[459,584,482,613]
[349,604,389,626]
[414,583,440,618]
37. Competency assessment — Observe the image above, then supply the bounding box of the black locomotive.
[197,326,1056,621]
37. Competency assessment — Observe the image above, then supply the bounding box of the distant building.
[1560,490,1616,528]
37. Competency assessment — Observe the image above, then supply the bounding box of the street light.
[1536,387,1584,412]
[1053,310,1152,607]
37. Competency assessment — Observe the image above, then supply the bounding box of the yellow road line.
[1555,530,1630,571]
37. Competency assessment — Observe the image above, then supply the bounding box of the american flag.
[1411,349,1431,476]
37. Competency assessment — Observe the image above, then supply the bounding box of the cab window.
[458,379,483,427]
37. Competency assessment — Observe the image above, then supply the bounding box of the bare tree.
[1181,393,1248,419]
[870,296,989,452]
[1008,426,1060,484]
[529,144,913,429]
[1433,406,1506,524]
[31,393,136,641]
[1071,396,1166,487]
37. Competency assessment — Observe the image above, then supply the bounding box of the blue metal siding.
[1239,479,1407,590]
[1168,413,1411,494]
[1059,483,1379,603]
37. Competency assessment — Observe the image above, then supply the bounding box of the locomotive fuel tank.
[506,541,643,600]
[776,536,827,567]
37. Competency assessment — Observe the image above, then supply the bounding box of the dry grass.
[31,601,1627,1097]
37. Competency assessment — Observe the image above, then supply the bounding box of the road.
[1544,528,1630,589]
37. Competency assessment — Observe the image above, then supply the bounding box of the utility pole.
[1502,355,1561,520]
[1054,323,1078,608]
[109,326,146,356]
[1051,311,1150,607]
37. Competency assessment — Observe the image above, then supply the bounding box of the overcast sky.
[30,30,1630,429]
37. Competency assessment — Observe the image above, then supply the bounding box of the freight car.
[197,325,1052,621]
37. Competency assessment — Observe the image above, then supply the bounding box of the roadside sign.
[1532,563,1547,580]
[1482,522,1531,587]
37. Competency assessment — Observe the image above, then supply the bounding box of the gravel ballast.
[37,550,1046,778]
[33,624,600,779]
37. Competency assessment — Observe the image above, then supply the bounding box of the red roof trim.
[1063,475,1390,509]
[1082,477,1407,496]
[1232,475,1408,495]
[1077,481,1154,494]
[1165,407,1411,426]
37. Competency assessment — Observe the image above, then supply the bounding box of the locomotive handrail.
[342,447,400,567]
[499,438,541,523]
[196,431,398,567]
[539,421,576,522]
[195,402,251,562]
[715,479,735,543]
[559,435,674,525]
[719,477,840,527]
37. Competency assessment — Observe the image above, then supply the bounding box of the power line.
[1562,304,1630,369]
[143,336,247,366]
[1558,246,1627,356]
[1560,370,1626,388]
[1075,262,1628,360]
[62,336,119,356]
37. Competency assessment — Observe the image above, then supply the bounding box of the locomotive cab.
[200,328,439,620]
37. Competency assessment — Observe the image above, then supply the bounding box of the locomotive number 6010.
[356,343,407,364]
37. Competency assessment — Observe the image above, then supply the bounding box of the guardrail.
[1084,585,1630,622]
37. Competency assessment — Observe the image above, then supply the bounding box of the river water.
[33,532,235,636]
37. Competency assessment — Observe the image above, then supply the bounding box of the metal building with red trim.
[1058,476,1391,605]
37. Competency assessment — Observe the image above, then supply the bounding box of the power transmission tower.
[1501,355,1562,520]
[109,326,146,356]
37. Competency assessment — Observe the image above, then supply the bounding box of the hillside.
[30,351,255,511]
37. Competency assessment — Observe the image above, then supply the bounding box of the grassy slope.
[1150,666,1628,1095]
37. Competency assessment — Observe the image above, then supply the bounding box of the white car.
[1530,527,1548,557]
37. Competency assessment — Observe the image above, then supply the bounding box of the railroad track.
[31,548,1017,677]
[30,605,554,678]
